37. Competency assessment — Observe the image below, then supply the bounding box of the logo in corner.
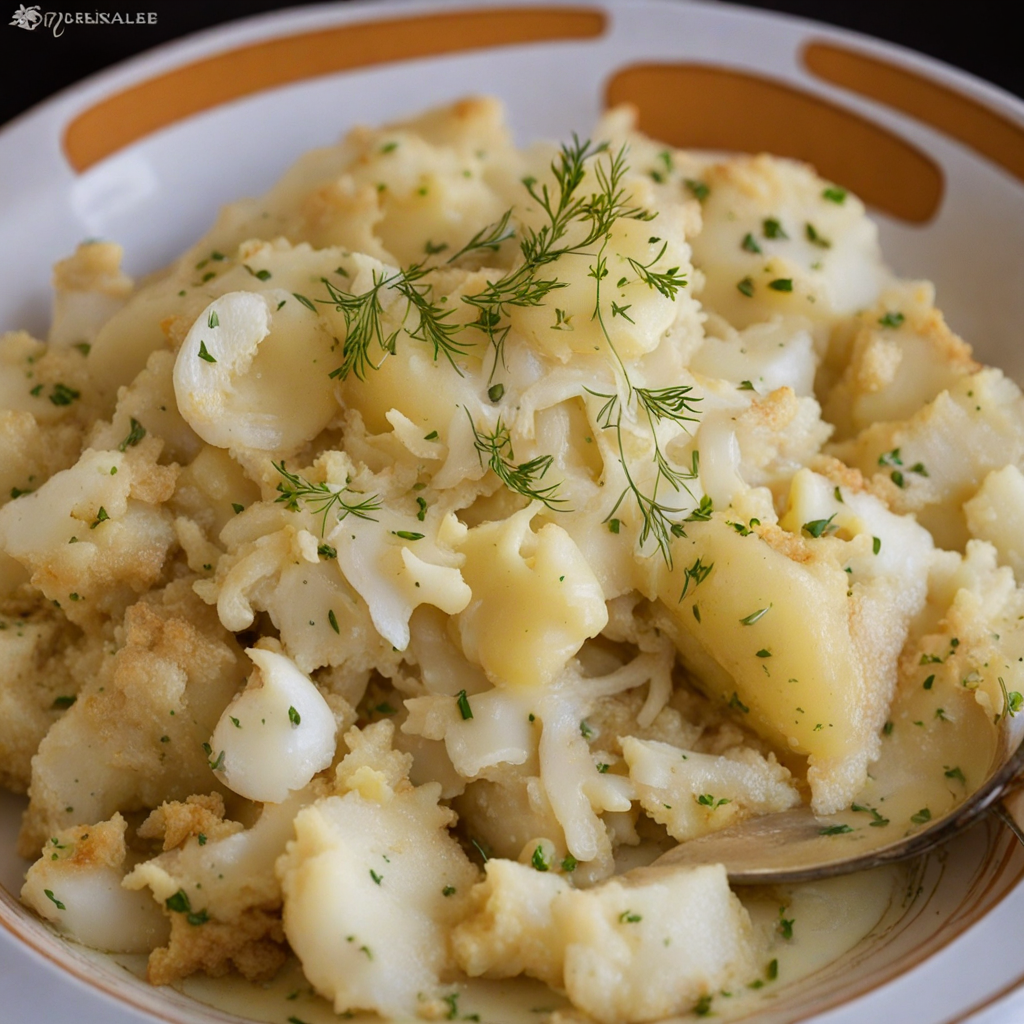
[10,4,42,29]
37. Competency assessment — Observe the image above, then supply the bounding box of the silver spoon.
[653,716,1024,885]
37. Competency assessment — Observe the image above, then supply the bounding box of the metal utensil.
[654,717,1024,885]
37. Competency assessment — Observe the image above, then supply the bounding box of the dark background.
[1,0,1021,129]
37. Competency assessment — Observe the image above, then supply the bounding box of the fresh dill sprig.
[627,241,688,300]
[322,262,471,380]
[446,209,516,263]
[273,461,382,536]
[634,385,702,426]
[462,136,653,369]
[468,414,567,510]
[322,136,659,379]
[587,388,701,567]
[322,271,399,381]
[392,272,473,367]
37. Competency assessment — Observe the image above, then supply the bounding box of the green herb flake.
[561,854,578,872]
[118,417,146,452]
[911,808,932,825]
[685,178,710,201]
[879,311,905,329]
[317,542,337,559]
[488,382,505,402]
[207,310,220,329]
[697,793,732,809]
[823,186,847,203]
[49,383,81,406]
[393,530,424,541]
[728,692,750,714]
[51,695,76,709]
[619,910,642,923]
[288,706,301,727]
[231,502,244,514]
[737,276,755,297]
[90,507,110,530]
[42,888,66,910]
[165,889,191,914]
[945,766,966,784]
[1000,676,1023,718]
[819,823,855,835]
[197,340,217,363]
[608,518,621,534]
[805,222,831,248]
[768,277,793,292]
[756,649,771,658]
[802,514,837,538]
[739,605,770,625]
[737,379,755,391]
[531,845,551,872]
[370,869,383,885]
[579,719,595,739]
[741,232,762,254]
[763,218,788,239]
[456,689,473,721]
[872,536,882,555]
[442,885,457,896]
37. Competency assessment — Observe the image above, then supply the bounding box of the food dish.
[6,2,1024,1024]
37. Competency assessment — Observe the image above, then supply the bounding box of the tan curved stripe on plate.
[605,63,942,223]
[63,7,605,172]
[804,41,1024,186]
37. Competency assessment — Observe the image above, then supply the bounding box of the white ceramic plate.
[4,2,1024,1021]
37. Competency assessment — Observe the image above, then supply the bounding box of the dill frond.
[468,415,568,510]
[273,461,382,536]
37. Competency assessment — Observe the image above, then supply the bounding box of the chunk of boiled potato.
[510,208,692,363]
[452,858,570,988]
[822,282,977,440]
[454,858,758,1024]
[656,509,918,813]
[209,647,337,803]
[620,737,799,841]
[173,290,339,451]
[276,782,478,1018]
[689,154,886,330]
[22,815,168,954]
[555,865,757,1024]
[830,368,1024,551]
[964,465,1024,581]
[456,505,608,689]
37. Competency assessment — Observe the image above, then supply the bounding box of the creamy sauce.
[154,869,901,1023]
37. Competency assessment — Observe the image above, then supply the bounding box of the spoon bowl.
[655,714,1024,884]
